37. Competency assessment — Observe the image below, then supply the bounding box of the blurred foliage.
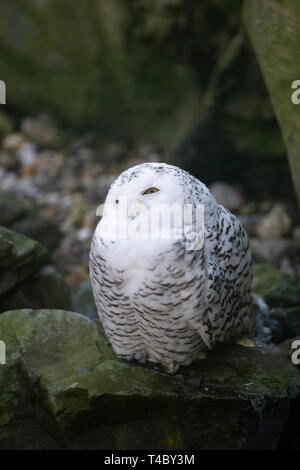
[0,112,14,138]
[0,0,197,149]
[126,0,293,198]
[0,0,295,198]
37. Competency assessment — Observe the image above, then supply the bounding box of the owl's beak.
[127,199,146,221]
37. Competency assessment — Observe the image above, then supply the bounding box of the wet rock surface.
[254,204,292,240]
[0,309,299,450]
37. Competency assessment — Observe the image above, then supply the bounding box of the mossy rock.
[0,191,27,227]
[0,226,47,296]
[0,267,72,314]
[252,264,300,308]
[11,216,62,253]
[0,191,62,252]
[0,309,299,449]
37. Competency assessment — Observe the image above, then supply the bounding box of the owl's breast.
[94,230,175,297]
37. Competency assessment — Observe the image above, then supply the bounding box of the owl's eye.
[143,187,159,195]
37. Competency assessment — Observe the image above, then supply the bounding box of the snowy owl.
[90,163,256,373]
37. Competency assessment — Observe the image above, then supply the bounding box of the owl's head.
[106,162,209,208]
[96,163,216,249]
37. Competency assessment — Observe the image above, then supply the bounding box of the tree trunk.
[243,0,300,204]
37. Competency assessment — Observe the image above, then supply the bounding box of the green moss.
[184,341,300,398]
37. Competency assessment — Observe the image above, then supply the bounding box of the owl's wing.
[187,257,225,350]
[205,204,254,344]
[214,205,253,307]
[186,202,254,349]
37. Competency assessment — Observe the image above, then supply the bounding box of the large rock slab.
[0,226,47,296]
[0,191,27,226]
[0,309,299,450]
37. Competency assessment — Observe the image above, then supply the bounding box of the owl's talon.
[236,337,255,347]
[197,351,207,360]
[167,361,179,375]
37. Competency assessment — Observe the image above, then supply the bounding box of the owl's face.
[98,164,186,241]
[106,163,186,209]
[97,163,209,251]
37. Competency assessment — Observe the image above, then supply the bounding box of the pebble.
[64,265,89,289]
[77,227,92,242]
[18,142,37,165]
[2,133,26,151]
[0,150,19,171]
[21,113,62,148]
[210,181,244,211]
[254,203,292,239]
[293,225,300,242]
[251,238,299,263]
